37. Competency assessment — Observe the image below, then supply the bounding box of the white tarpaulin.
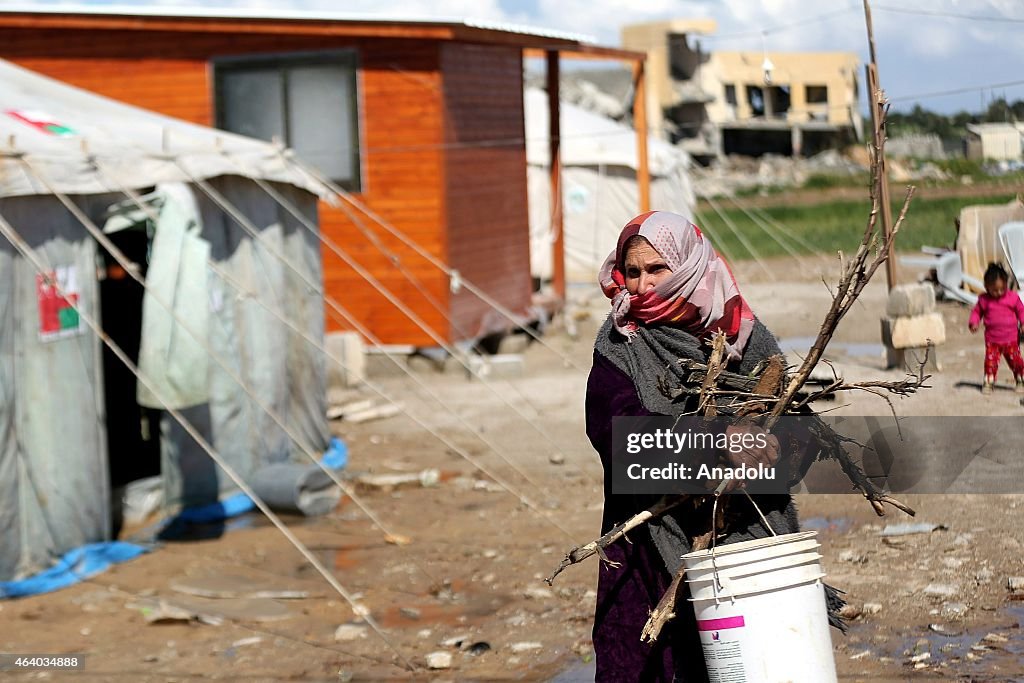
[0,58,326,199]
[524,87,695,283]
[0,58,329,581]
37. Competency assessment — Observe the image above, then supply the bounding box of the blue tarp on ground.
[0,542,149,599]
[1,438,348,598]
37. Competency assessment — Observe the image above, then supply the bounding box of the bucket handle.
[708,478,777,605]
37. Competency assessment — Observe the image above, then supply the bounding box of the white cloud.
[2,0,1021,111]
[902,22,958,59]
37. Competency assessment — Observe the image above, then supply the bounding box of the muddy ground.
[2,254,1023,682]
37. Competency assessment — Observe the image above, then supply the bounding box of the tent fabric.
[0,194,113,581]
[132,184,212,410]
[957,198,1024,293]
[528,165,696,283]
[0,58,328,199]
[0,59,330,581]
[524,88,684,175]
[162,176,328,510]
[524,88,695,283]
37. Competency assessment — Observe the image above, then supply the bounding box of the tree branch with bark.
[548,94,924,611]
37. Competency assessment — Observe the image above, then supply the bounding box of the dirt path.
[2,260,1022,682]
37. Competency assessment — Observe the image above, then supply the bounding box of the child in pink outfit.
[968,263,1024,394]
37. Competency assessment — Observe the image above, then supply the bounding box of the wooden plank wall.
[1,28,455,346]
[440,43,532,341]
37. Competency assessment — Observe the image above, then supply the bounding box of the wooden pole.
[547,50,565,300]
[863,0,896,291]
[632,59,651,213]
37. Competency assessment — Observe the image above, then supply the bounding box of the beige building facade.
[622,20,862,161]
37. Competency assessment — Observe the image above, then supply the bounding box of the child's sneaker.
[1016,377,1024,394]
[982,380,994,395]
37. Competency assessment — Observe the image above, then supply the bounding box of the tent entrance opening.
[99,230,161,503]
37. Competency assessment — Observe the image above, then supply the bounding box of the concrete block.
[407,354,444,373]
[886,345,941,372]
[886,284,936,317]
[497,332,531,355]
[325,331,366,388]
[363,345,415,379]
[466,354,525,379]
[881,313,946,349]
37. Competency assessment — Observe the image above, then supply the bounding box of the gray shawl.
[594,315,800,575]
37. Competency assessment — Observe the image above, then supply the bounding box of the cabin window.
[215,51,361,190]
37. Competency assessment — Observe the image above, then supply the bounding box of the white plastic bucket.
[681,531,837,683]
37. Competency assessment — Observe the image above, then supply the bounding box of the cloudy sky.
[3,0,1022,114]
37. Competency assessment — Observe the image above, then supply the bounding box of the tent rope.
[216,155,597,486]
[163,160,580,538]
[722,193,814,268]
[322,163,570,433]
[698,193,777,280]
[88,168,577,542]
[287,156,591,374]
[747,203,834,261]
[0,211,415,671]
[18,156,416,552]
[687,164,830,263]
[690,206,744,267]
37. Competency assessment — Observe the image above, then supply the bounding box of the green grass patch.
[930,157,987,180]
[801,172,871,190]
[693,193,1020,261]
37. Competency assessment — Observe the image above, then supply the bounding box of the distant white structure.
[523,87,695,284]
[964,123,1024,161]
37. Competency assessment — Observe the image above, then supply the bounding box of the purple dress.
[586,351,709,682]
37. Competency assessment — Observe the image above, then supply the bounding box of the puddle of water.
[778,336,884,358]
[551,660,595,682]
[1006,604,1024,657]
[839,343,886,357]
[802,516,854,534]
[858,604,1024,678]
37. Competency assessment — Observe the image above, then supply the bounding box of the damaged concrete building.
[621,19,863,163]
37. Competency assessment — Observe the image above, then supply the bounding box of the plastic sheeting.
[0,542,149,599]
[0,194,113,581]
[0,59,327,199]
[957,198,1024,293]
[134,184,212,409]
[0,180,329,581]
[1,59,330,582]
[162,177,328,509]
[524,88,695,283]
[528,165,695,283]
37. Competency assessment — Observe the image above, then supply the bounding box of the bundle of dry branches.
[547,92,930,641]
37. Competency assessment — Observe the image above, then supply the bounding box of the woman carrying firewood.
[585,210,806,681]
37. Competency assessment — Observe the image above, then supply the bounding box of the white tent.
[0,59,331,580]
[524,87,696,284]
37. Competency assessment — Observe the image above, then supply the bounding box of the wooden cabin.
[0,7,643,347]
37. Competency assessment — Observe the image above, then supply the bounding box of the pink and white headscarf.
[598,211,755,360]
